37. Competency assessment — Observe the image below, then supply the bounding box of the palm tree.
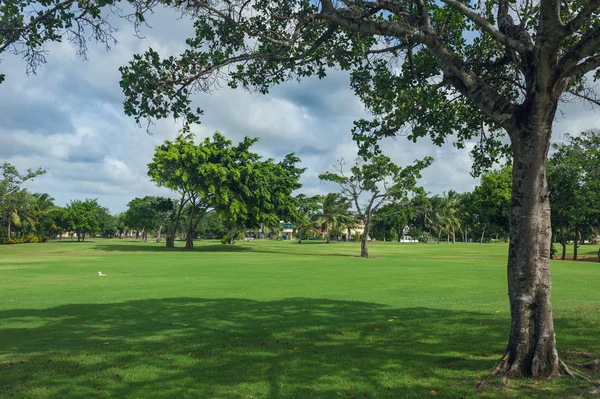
[439,191,462,243]
[321,193,351,243]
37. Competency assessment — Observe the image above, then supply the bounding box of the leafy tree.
[0,163,45,237]
[293,194,322,244]
[548,129,600,260]
[65,199,105,242]
[123,196,173,242]
[472,167,512,243]
[320,193,351,244]
[196,212,226,239]
[117,0,600,378]
[371,202,412,242]
[39,206,68,239]
[439,190,462,244]
[149,132,304,246]
[320,155,431,257]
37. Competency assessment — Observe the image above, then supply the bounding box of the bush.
[25,235,39,243]
[220,234,231,245]
[0,236,46,244]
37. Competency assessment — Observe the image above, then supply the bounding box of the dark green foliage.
[64,199,107,242]
[148,132,305,241]
[548,129,600,259]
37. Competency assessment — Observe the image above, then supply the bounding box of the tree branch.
[497,0,534,48]
[557,28,600,81]
[441,0,532,54]
[563,0,600,37]
[566,89,600,107]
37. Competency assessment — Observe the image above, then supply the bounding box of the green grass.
[1,239,599,398]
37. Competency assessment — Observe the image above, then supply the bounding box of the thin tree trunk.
[156,224,162,243]
[480,225,486,244]
[361,220,370,258]
[7,217,11,238]
[493,123,569,379]
[298,230,302,244]
[185,205,196,249]
[573,223,579,261]
[326,225,330,244]
[561,228,567,260]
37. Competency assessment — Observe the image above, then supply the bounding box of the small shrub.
[550,243,557,259]
[220,235,231,245]
[25,236,39,243]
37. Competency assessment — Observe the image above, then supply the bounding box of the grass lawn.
[1,239,599,398]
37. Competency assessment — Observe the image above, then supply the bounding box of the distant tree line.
[3,130,600,259]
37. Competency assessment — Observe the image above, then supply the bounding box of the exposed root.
[559,359,575,377]
[476,353,509,393]
[476,353,573,393]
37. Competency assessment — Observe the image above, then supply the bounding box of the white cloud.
[1,7,599,214]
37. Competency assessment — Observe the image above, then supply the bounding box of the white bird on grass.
[97,271,106,276]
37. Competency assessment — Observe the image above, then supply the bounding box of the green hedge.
[0,236,47,245]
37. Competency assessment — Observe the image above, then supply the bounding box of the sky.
[1,7,598,214]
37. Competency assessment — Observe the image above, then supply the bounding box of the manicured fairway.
[1,239,599,398]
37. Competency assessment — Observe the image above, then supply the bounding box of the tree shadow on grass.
[1,297,595,398]
[92,242,359,258]
[92,243,252,253]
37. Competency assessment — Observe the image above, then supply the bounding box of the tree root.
[476,354,509,393]
[476,353,574,393]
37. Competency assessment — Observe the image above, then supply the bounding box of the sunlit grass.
[1,239,599,398]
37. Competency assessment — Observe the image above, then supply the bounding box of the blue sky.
[1,7,598,214]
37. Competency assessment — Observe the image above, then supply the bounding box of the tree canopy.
[148,132,304,245]
[320,155,431,257]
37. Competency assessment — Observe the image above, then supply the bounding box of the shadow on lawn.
[92,241,360,258]
[0,298,594,398]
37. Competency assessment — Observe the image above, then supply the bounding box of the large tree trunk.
[360,219,370,258]
[496,123,570,379]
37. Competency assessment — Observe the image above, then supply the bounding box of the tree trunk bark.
[496,124,569,379]
[7,217,11,238]
[326,226,330,244]
[480,225,486,244]
[185,205,196,249]
[573,223,579,261]
[561,228,567,260]
[298,230,302,244]
[227,227,237,244]
[156,224,162,243]
[361,220,370,258]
